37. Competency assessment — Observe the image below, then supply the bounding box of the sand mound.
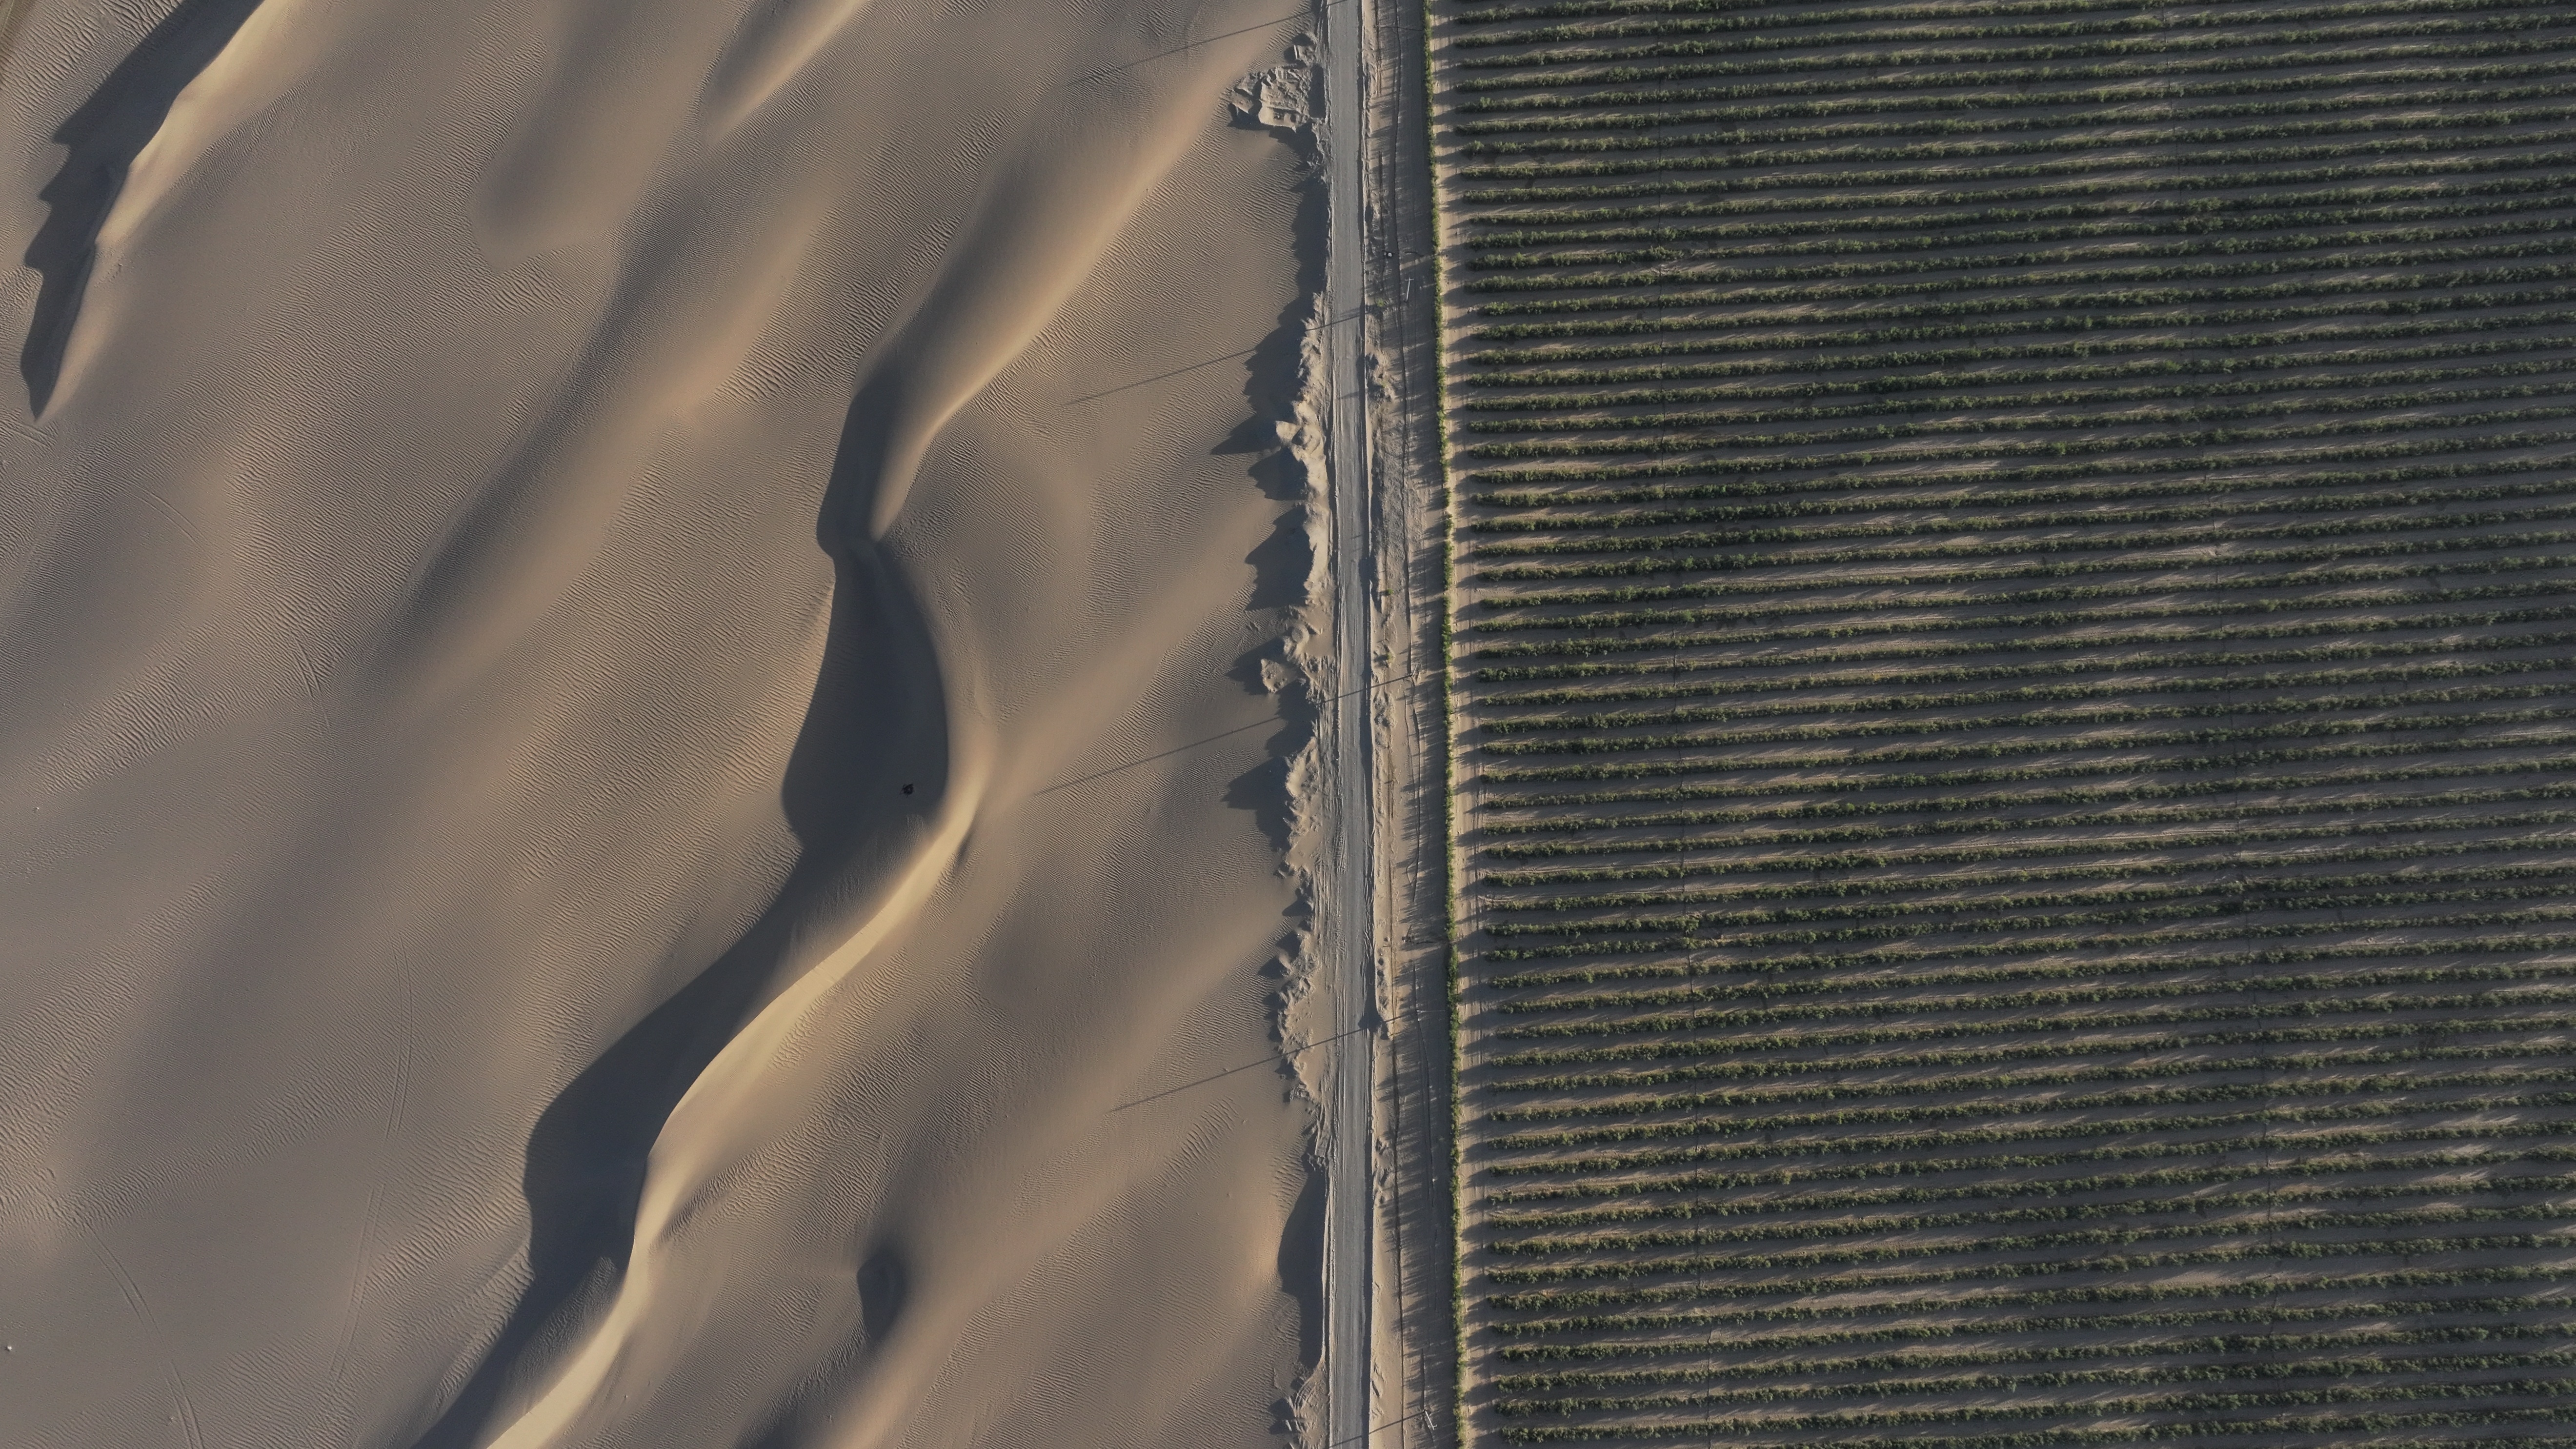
[0,1,1328,1445]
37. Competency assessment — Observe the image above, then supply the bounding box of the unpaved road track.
[1320,0,1376,1442]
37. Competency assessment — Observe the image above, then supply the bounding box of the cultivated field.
[1425,0,2576,1444]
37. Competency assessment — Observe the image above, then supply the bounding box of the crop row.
[1487,1202,2576,1260]
[1484,1000,2576,1078]
[1461,91,2576,150]
[1480,215,2576,264]
[1481,849,2576,900]
[1488,1059,2576,1121]
[1476,694,2576,755]
[1450,0,2559,49]
[1473,479,2576,546]
[1468,393,2576,447]
[1484,825,2576,902]
[1470,216,2576,282]
[1490,1224,2576,1307]
[1495,949,2576,1014]
[1484,1093,2576,1160]
[1479,904,2576,961]
[1483,1019,2576,1097]
[1494,778,2576,845]
[1480,749,2576,816]
[1469,212,2576,278]
[1453,18,2576,79]
[1464,413,2576,472]
[1449,33,2576,97]
[1448,0,2532,32]
[1469,299,2576,374]
[1472,472,2576,534]
[1485,1156,2576,1227]
[1490,932,2576,1000]
[1464,216,2576,278]
[1485,1004,2576,1067]
[1449,35,2576,89]
[1474,642,2575,702]
[1478,686,2576,740]
[1479,557,2576,621]
[1460,136,2576,212]
[1487,1215,2576,1285]
[1463,86,2576,141]
[1484,706,2576,773]
[1471,243,2576,315]
[1493,1335,2576,1393]
[1487,1133,2576,1202]
[1469,336,2576,402]
[1461,100,2576,161]
[1475,268,2576,343]
[1489,935,2576,996]
[1473,620,2576,676]
[1496,1353,2576,1416]
[1472,529,2576,587]
[1471,579,2576,643]
[1484,739,2576,805]
[1450,45,2576,106]
[1455,113,2576,182]
[1466,172,2576,242]
[1449,0,2547,41]
[1480,635,2576,695]
[1480,1102,2576,1178]
[1493,1317,2576,1372]
[1460,362,2576,422]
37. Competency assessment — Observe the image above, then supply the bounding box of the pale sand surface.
[0,2,1328,1446]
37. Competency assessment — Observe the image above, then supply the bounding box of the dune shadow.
[1275,1170,1328,1371]
[21,0,268,414]
[406,376,949,1449]
[1214,109,1330,850]
[853,1242,909,1341]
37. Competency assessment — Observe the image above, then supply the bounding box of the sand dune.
[0,1,1332,1445]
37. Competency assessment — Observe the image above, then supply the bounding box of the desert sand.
[0,1,1340,1446]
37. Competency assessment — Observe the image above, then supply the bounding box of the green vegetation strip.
[1429,0,2576,1444]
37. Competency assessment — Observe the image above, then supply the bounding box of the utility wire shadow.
[1033,667,1422,799]
[1110,1017,1383,1114]
[1066,0,1347,87]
